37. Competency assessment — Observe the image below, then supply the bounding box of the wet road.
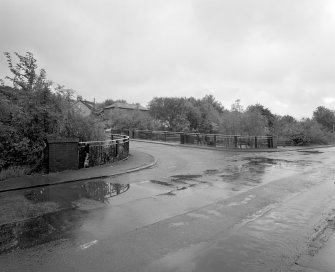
[1,142,335,272]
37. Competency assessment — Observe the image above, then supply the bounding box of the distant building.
[73,97,96,117]
[103,102,149,119]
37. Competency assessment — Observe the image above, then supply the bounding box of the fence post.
[164,131,167,142]
[115,140,118,158]
[214,135,217,147]
[234,136,238,148]
[180,133,185,144]
[255,136,258,148]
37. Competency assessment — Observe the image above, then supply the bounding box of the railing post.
[180,133,185,144]
[255,136,258,148]
[164,131,167,142]
[214,135,217,147]
[234,136,238,148]
[115,140,118,158]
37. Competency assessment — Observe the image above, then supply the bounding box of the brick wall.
[47,138,79,172]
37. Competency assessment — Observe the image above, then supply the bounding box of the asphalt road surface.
[1,142,335,272]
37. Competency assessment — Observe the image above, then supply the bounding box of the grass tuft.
[0,165,32,181]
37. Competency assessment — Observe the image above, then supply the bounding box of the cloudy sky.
[1,0,335,118]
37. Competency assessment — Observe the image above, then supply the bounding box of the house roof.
[104,102,148,111]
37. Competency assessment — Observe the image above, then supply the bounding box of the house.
[103,102,149,119]
[73,97,96,117]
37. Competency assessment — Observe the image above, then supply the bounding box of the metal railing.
[180,134,275,149]
[78,135,129,168]
[110,129,276,149]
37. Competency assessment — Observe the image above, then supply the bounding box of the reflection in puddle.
[203,156,318,187]
[81,182,130,202]
[1,181,131,254]
[25,181,130,205]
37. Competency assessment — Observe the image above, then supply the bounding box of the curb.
[0,158,158,193]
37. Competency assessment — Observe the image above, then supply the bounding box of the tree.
[148,97,190,131]
[3,52,49,92]
[241,105,268,135]
[0,52,105,171]
[197,95,223,133]
[247,104,275,133]
[104,109,154,131]
[231,99,244,112]
[313,106,335,132]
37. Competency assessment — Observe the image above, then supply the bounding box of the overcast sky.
[1,0,335,119]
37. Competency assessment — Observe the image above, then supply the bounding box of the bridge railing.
[78,135,129,168]
[109,129,276,149]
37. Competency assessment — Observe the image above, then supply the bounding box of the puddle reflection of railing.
[81,182,130,202]
[25,182,130,204]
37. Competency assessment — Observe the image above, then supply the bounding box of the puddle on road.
[204,169,220,175]
[150,180,174,186]
[171,175,202,180]
[298,150,323,154]
[0,180,130,254]
[1,153,324,255]
[198,156,321,190]
[25,181,130,206]
[0,208,88,254]
[154,157,303,195]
